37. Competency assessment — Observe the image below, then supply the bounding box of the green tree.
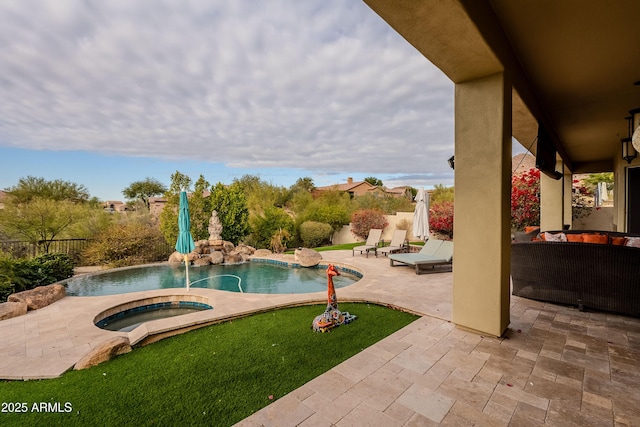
[122,177,167,210]
[289,177,315,194]
[364,177,383,187]
[4,176,90,203]
[159,171,193,245]
[233,174,289,211]
[430,184,454,204]
[209,182,250,244]
[189,175,212,240]
[0,198,89,253]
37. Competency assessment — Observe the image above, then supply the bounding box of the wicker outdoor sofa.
[511,230,640,317]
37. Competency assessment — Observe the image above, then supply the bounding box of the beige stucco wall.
[331,211,416,244]
[573,206,615,231]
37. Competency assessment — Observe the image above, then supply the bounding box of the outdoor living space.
[2,251,640,425]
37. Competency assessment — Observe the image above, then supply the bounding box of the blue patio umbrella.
[175,191,196,290]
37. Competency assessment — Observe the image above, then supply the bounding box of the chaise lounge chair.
[352,228,383,258]
[389,239,453,274]
[377,229,408,257]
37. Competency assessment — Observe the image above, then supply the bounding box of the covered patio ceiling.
[364,0,640,173]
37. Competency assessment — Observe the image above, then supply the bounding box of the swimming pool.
[65,261,361,296]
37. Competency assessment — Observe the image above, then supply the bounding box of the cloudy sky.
[0,0,462,201]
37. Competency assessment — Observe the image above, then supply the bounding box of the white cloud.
[0,0,454,180]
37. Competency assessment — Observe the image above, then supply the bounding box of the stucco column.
[452,72,511,337]
[540,160,565,231]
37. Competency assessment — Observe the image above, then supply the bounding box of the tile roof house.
[316,177,412,199]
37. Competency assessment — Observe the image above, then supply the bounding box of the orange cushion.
[525,226,540,233]
[566,234,584,243]
[582,234,608,244]
[610,236,626,246]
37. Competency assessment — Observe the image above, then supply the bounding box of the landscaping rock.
[253,249,273,257]
[235,243,256,255]
[193,257,211,267]
[0,301,28,321]
[8,284,66,310]
[224,253,243,264]
[209,251,224,265]
[168,251,184,263]
[74,336,132,370]
[295,248,322,267]
[223,241,235,253]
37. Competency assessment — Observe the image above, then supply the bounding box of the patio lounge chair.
[352,228,383,258]
[389,239,453,274]
[377,229,408,257]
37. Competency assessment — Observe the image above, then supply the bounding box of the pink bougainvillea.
[511,168,541,231]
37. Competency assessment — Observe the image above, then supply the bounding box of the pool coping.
[0,250,453,380]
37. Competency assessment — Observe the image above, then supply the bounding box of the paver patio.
[1,250,639,425]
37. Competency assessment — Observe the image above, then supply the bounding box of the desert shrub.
[82,223,171,268]
[269,229,291,254]
[0,252,75,302]
[350,209,388,240]
[429,201,454,240]
[299,221,333,248]
[396,218,411,231]
[247,207,294,249]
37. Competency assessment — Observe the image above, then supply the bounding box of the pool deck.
[2,250,640,425]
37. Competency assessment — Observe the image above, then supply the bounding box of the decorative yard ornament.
[312,264,356,332]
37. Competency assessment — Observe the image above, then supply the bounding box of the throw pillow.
[610,236,627,246]
[625,237,640,248]
[582,234,608,244]
[543,232,567,242]
[566,234,584,243]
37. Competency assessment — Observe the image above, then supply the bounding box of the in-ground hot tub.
[94,295,213,333]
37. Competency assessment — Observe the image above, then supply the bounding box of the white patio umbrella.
[412,188,430,241]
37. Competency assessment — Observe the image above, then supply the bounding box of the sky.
[0,1,525,202]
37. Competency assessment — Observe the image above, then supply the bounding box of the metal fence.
[0,238,174,263]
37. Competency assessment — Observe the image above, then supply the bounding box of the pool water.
[66,262,360,296]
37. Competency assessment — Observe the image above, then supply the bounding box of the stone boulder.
[0,301,28,321]
[224,253,244,264]
[168,251,184,263]
[74,336,132,370]
[8,284,66,311]
[223,241,235,253]
[294,248,322,267]
[208,239,225,250]
[236,243,256,255]
[192,257,211,267]
[209,251,224,265]
[253,249,273,257]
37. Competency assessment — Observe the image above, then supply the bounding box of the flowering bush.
[511,168,540,231]
[429,201,454,239]
[350,209,388,240]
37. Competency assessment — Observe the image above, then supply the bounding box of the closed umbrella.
[412,188,430,241]
[175,191,196,290]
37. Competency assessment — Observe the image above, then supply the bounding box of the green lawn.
[1,303,418,427]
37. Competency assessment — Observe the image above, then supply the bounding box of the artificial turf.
[0,303,418,427]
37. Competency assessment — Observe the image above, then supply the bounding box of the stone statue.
[208,210,223,241]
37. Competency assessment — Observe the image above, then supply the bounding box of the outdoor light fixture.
[622,115,638,164]
[447,155,454,170]
[631,107,640,153]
